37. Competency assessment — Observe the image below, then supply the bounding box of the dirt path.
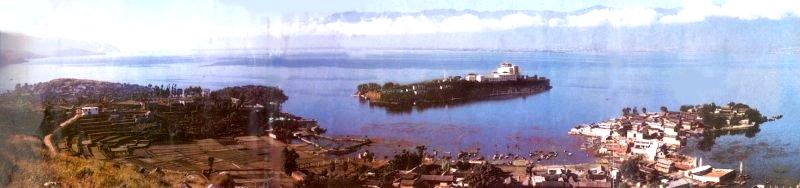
[43,110,82,155]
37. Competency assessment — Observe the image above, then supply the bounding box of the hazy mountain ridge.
[0,31,118,65]
[320,6,681,22]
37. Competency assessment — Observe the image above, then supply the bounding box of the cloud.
[264,8,662,36]
[1,0,798,51]
[563,8,658,27]
[268,0,798,36]
[0,0,261,52]
[264,7,661,36]
[267,13,545,36]
[660,0,800,23]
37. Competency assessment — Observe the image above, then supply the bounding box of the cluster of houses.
[464,62,546,83]
[569,107,742,187]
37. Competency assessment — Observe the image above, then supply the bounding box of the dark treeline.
[357,76,550,106]
[2,79,292,139]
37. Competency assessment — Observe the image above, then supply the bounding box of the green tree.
[620,156,644,182]
[744,108,766,124]
[282,148,299,174]
[464,163,509,188]
[387,149,422,171]
[383,82,398,89]
[415,145,427,158]
[679,105,693,112]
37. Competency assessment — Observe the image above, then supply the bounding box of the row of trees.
[160,85,289,139]
[291,144,511,187]
[358,77,550,105]
[621,106,670,116]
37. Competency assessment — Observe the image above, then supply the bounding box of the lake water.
[1,51,798,184]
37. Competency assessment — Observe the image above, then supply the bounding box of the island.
[356,61,551,112]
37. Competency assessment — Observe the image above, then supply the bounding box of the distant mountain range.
[0,32,118,65]
[244,7,800,53]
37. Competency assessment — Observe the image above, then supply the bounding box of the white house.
[663,135,684,147]
[570,125,612,138]
[467,62,524,83]
[664,126,679,137]
[626,130,645,140]
[80,107,99,116]
[631,138,661,161]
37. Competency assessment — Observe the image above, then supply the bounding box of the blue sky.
[1,0,797,52]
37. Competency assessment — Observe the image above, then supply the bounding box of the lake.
[1,50,798,184]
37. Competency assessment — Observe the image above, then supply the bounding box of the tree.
[464,163,509,188]
[679,105,693,112]
[356,83,382,93]
[303,172,363,188]
[415,145,427,158]
[619,156,644,182]
[744,108,766,124]
[660,106,668,113]
[383,82,398,89]
[282,148,299,174]
[388,149,422,171]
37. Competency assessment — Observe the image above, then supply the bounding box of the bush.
[464,163,509,188]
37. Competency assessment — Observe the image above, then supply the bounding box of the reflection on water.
[358,93,545,114]
[696,125,761,151]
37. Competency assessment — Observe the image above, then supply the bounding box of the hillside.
[0,32,118,65]
[0,80,184,186]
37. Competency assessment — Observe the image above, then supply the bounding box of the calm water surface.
[1,51,798,184]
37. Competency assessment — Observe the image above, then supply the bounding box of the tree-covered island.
[356,62,551,111]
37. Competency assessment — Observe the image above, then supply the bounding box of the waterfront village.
[1,75,782,187]
[569,103,779,187]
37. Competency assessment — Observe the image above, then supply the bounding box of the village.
[10,78,784,187]
[568,103,779,187]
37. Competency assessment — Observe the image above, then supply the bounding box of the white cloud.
[266,8,661,36]
[563,8,658,27]
[660,0,800,23]
[0,0,261,52]
[547,18,565,27]
[266,13,545,36]
[1,0,798,51]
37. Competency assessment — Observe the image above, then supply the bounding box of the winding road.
[43,110,82,155]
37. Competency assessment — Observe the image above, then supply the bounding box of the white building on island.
[466,62,525,83]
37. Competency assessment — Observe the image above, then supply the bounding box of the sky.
[222,0,685,16]
[0,0,798,52]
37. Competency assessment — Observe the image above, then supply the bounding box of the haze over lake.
[2,50,799,183]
